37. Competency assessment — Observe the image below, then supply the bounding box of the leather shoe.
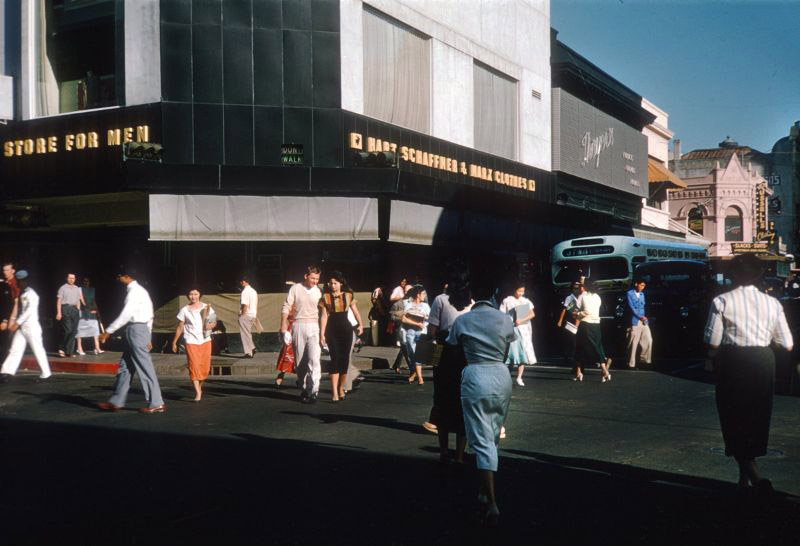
[243,353,253,359]
[139,405,166,414]
[97,401,121,412]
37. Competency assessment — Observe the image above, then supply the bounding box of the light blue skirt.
[460,363,512,472]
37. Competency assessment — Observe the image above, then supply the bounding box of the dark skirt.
[430,332,466,433]
[714,346,775,459]
[326,312,354,374]
[575,322,605,366]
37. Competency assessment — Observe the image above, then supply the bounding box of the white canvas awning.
[388,200,460,245]
[149,195,379,241]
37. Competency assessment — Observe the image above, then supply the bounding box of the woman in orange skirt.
[172,289,217,401]
[275,305,296,386]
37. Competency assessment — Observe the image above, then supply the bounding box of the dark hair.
[570,280,582,290]
[633,277,646,285]
[326,271,352,294]
[583,278,598,293]
[240,275,251,283]
[187,287,202,296]
[468,263,498,302]
[406,284,425,300]
[306,266,321,275]
[448,272,472,311]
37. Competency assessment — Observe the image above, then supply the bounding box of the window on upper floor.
[724,206,743,241]
[688,206,705,236]
[362,7,431,134]
[31,0,118,117]
[473,61,517,160]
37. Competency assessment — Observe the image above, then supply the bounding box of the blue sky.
[551,0,800,155]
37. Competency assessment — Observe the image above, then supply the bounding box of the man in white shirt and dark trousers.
[280,266,322,403]
[0,270,52,383]
[239,276,258,358]
[97,269,165,413]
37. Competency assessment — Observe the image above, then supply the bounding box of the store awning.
[149,195,379,241]
[648,158,686,188]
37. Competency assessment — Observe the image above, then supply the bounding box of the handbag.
[347,308,358,328]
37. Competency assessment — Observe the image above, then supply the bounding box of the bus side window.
[632,256,647,268]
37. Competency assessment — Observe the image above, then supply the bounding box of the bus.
[551,235,708,293]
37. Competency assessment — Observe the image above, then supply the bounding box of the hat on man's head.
[15,270,28,280]
[729,254,765,286]
[116,264,140,279]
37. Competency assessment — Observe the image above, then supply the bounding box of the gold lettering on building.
[2,125,151,158]
[108,129,121,146]
[348,132,536,193]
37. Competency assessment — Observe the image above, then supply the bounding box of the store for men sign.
[551,88,648,198]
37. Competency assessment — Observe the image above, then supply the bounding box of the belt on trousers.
[62,304,77,307]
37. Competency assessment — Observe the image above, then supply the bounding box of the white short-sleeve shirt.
[240,285,258,318]
[177,303,215,345]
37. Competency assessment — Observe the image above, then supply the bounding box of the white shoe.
[76,350,86,356]
[515,377,525,387]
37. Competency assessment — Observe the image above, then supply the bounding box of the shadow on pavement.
[283,410,429,435]
[0,417,797,545]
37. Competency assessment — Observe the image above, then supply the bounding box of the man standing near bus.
[626,278,652,368]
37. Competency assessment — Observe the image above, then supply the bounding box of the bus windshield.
[554,257,629,283]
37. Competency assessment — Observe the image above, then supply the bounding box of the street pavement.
[1,359,798,545]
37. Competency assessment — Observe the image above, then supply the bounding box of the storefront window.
[363,7,431,133]
[474,61,518,160]
[688,207,704,236]
[724,206,743,241]
[33,0,118,117]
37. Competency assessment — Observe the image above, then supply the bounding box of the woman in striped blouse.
[704,254,793,496]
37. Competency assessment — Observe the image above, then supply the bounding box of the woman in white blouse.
[172,289,217,401]
[401,285,430,385]
[499,282,536,387]
[574,280,611,382]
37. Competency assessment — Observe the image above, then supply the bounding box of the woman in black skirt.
[574,279,612,382]
[319,271,364,402]
[705,254,793,495]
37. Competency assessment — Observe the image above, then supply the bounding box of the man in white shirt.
[280,266,322,403]
[239,276,259,358]
[0,270,52,383]
[97,269,165,413]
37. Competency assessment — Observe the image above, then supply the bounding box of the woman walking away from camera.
[447,268,516,526]
[427,274,472,463]
[499,281,536,387]
[402,285,430,385]
[172,288,217,402]
[705,254,792,496]
[76,277,104,355]
[319,271,363,402]
[574,280,611,382]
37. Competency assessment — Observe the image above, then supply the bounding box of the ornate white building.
[668,152,770,258]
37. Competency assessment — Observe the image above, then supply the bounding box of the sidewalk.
[19,345,403,377]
